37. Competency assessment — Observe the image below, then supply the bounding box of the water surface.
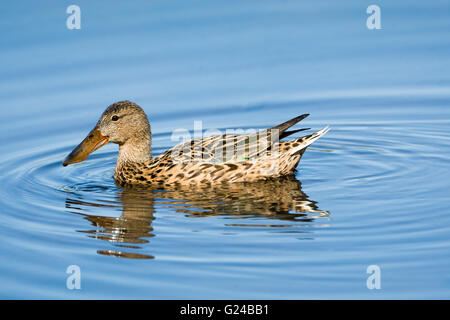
[0,0,449,299]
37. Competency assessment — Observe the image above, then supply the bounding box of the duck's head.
[62,101,151,166]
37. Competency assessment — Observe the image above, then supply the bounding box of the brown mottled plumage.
[63,101,329,186]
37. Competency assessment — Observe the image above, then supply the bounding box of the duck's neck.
[115,136,152,172]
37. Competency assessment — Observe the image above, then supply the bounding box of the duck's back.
[114,124,329,186]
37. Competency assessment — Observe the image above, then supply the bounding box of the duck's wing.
[271,114,310,139]
[164,114,311,163]
[220,113,312,162]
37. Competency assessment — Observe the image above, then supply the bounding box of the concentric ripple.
[1,111,449,250]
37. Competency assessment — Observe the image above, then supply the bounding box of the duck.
[62,100,329,186]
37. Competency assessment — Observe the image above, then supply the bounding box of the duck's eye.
[111,115,119,121]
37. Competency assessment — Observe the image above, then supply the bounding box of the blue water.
[0,0,449,299]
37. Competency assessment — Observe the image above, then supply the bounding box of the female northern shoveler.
[63,101,328,186]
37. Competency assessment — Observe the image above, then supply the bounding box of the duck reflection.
[65,176,330,259]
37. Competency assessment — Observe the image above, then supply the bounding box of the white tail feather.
[289,126,330,155]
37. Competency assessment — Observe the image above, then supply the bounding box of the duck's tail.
[288,126,330,155]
